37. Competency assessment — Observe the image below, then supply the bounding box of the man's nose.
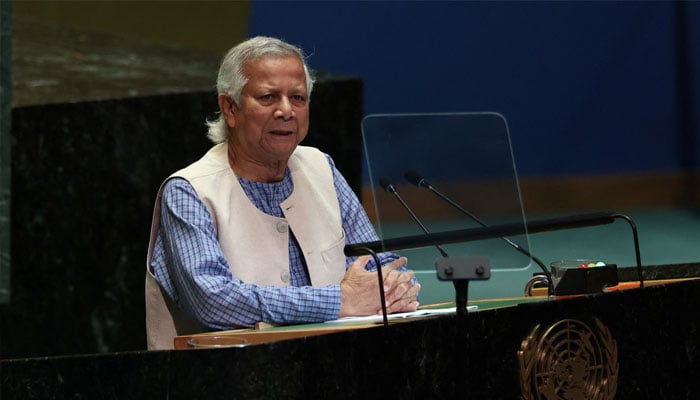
[275,97,295,119]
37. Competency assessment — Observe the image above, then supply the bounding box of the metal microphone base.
[435,257,491,318]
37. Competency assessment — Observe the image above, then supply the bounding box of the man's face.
[225,55,309,165]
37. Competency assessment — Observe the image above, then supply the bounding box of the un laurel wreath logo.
[518,318,618,400]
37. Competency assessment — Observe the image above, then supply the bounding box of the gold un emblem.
[518,318,618,400]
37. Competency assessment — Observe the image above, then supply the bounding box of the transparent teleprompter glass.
[357,112,535,303]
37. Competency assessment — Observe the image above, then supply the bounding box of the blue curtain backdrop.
[248,1,699,179]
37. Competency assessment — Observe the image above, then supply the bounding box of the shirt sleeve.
[152,178,342,330]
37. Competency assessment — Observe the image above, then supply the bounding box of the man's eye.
[291,95,307,103]
[260,94,274,101]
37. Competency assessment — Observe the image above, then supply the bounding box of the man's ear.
[218,94,236,129]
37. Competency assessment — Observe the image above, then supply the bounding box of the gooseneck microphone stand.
[404,170,555,296]
[379,177,489,318]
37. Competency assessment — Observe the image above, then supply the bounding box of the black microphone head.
[379,176,395,192]
[404,170,428,188]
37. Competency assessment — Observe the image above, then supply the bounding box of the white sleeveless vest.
[145,144,346,350]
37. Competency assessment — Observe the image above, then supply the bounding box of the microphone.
[404,169,554,295]
[379,177,449,257]
[405,170,485,226]
[380,177,479,317]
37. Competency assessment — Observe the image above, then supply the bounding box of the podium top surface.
[175,275,699,349]
[174,296,549,349]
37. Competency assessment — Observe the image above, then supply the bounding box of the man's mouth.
[269,130,294,136]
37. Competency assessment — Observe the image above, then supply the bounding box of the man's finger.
[381,256,408,272]
[382,269,402,292]
[385,275,411,302]
[386,297,420,314]
[349,255,371,272]
[386,282,421,310]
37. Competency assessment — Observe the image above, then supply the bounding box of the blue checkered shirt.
[150,153,400,330]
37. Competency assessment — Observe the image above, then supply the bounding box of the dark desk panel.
[2,277,699,399]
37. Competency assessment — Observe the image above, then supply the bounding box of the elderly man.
[145,36,420,350]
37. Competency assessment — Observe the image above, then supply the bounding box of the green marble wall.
[0,0,11,304]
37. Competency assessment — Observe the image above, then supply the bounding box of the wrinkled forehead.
[242,55,308,88]
[243,53,305,74]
